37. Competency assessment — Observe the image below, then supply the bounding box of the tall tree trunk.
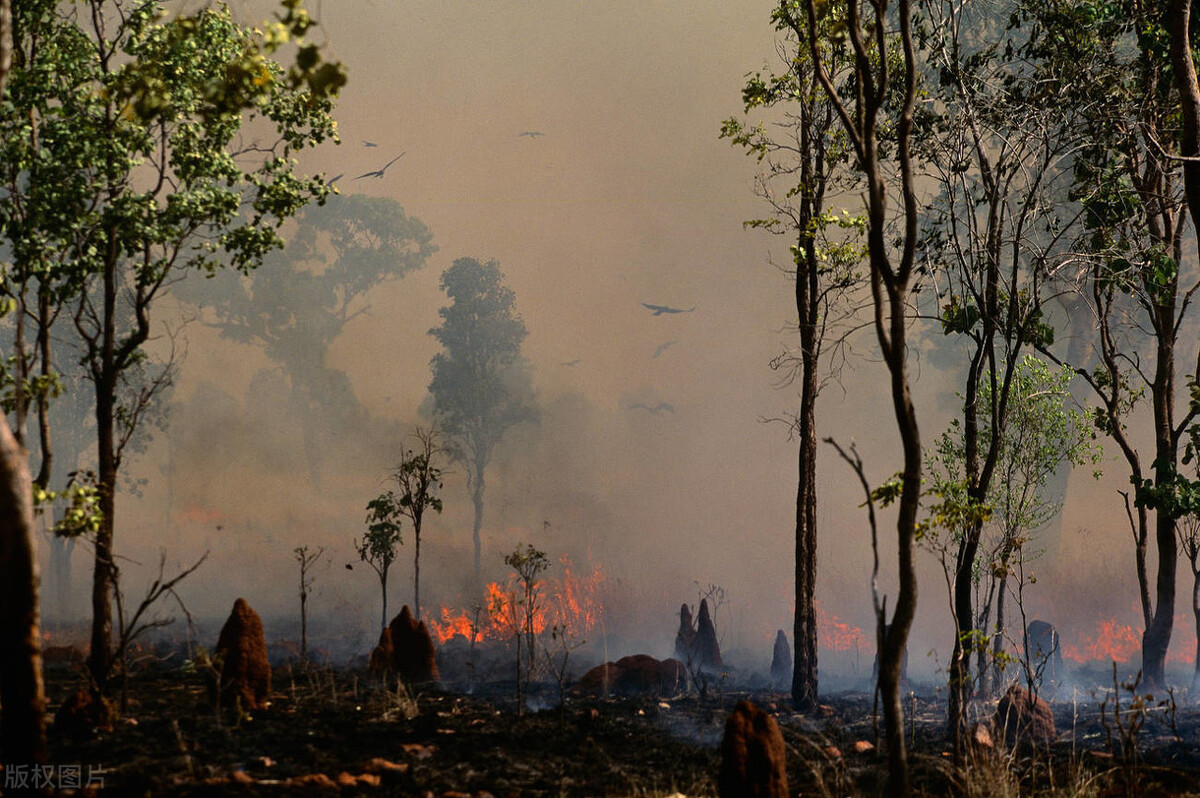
[34,291,53,490]
[1167,0,1200,693]
[414,526,421,622]
[88,375,116,688]
[472,460,485,591]
[1191,566,1200,691]
[0,415,47,772]
[87,255,119,689]
[380,568,388,630]
[793,247,820,712]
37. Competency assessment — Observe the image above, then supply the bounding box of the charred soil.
[28,663,1200,796]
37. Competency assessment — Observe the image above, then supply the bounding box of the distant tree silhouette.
[428,258,537,589]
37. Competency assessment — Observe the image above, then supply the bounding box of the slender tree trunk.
[792,93,822,710]
[948,529,979,754]
[1171,0,1200,233]
[414,526,421,621]
[1190,566,1200,691]
[1143,329,1177,688]
[380,569,389,630]
[0,414,47,773]
[34,291,53,490]
[992,573,1008,691]
[87,253,119,690]
[472,461,485,591]
[300,583,308,661]
[793,276,819,711]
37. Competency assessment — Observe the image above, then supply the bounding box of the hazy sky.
[48,0,1197,675]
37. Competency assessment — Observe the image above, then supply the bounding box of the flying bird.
[519,131,545,139]
[325,173,344,185]
[363,140,378,147]
[561,358,583,367]
[355,151,406,180]
[642,303,696,316]
[652,340,677,358]
[629,402,675,415]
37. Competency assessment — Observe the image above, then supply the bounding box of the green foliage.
[504,542,549,586]
[927,355,1101,556]
[428,258,538,471]
[34,470,103,539]
[362,493,403,558]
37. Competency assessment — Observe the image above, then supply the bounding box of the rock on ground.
[718,699,788,798]
[211,597,271,711]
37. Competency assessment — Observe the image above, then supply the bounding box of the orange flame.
[814,600,866,652]
[426,556,610,645]
[1062,619,1140,664]
[1061,613,1198,665]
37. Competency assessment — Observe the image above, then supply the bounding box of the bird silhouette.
[629,402,675,415]
[519,131,545,139]
[355,151,405,180]
[652,340,677,358]
[363,140,378,147]
[325,173,344,185]
[642,303,696,316]
[561,358,583,367]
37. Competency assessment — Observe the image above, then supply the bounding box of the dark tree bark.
[802,0,921,791]
[790,69,826,713]
[0,414,48,772]
[0,11,50,778]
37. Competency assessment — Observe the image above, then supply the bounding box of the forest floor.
[23,659,1200,797]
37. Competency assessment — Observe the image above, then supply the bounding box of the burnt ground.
[24,659,1200,797]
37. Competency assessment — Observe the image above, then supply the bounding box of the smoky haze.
[36,0,1195,680]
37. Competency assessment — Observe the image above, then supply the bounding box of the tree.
[502,542,548,715]
[800,0,923,791]
[359,495,403,630]
[429,257,538,589]
[1026,0,1200,689]
[0,0,47,775]
[723,0,865,713]
[385,425,445,621]
[176,193,435,488]
[27,1,339,690]
[0,412,45,772]
[294,545,325,662]
[925,356,1099,694]
[910,0,1080,748]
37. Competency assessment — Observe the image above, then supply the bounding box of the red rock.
[388,606,439,683]
[852,740,875,754]
[995,684,1056,745]
[674,603,696,661]
[718,700,788,798]
[823,745,842,759]
[336,772,358,787]
[211,598,271,711]
[770,630,791,688]
[53,686,114,740]
[692,599,724,671]
[369,627,395,677]
[575,655,687,696]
